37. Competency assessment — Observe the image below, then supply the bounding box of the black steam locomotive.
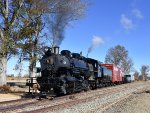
[26,46,114,96]
[27,46,127,97]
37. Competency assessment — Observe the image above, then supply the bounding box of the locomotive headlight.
[45,58,53,64]
[46,59,50,64]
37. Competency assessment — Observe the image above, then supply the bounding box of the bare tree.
[0,0,24,85]
[121,57,134,74]
[105,45,128,65]
[105,45,134,74]
[133,71,140,81]
[140,65,149,81]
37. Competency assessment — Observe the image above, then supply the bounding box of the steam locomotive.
[27,46,124,96]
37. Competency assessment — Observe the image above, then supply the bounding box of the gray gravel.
[51,81,150,113]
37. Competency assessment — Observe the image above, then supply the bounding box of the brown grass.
[0,85,11,93]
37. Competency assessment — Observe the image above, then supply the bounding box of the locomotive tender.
[27,46,124,96]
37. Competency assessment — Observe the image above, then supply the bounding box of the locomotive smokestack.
[53,46,60,54]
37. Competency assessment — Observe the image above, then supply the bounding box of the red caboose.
[101,64,123,83]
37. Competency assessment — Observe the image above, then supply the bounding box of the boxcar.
[101,64,123,84]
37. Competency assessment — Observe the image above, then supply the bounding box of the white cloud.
[132,9,143,19]
[120,14,134,30]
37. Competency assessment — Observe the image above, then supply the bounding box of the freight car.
[124,74,135,83]
[101,64,123,84]
[26,46,126,97]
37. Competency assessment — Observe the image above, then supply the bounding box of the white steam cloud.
[87,36,104,55]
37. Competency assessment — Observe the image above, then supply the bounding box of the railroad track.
[0,82,149,113]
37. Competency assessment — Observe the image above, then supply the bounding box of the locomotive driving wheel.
[54,74,67,96]
[82,80,90,91]
[54,82,67,96]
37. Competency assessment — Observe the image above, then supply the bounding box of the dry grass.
[0,85,11,93]
[7,77,29,81]
[0,85,26,93]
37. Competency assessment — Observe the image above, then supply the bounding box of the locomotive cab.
[71,53,88,78]
[86,58,101,78]
[61,50,71,57]
[72,53,81,59]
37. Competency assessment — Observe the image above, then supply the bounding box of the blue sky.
[7,0,150,75]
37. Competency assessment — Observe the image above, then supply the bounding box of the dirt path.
[104,86,150,113]
[0,94,21,102]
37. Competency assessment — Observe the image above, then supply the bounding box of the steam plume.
[87,36,104,57]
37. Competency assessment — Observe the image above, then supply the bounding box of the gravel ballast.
[52,82,149,113]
